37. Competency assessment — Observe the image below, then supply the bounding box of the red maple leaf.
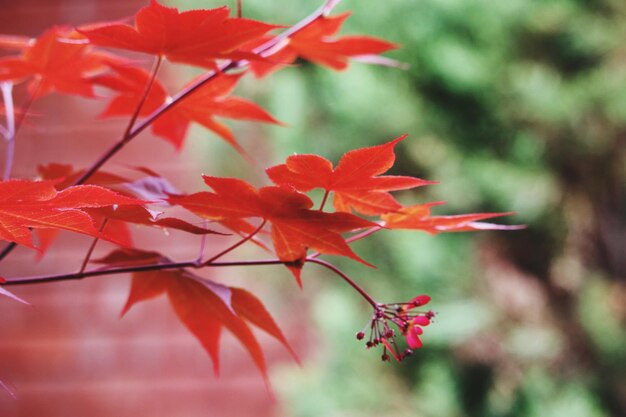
[78,0,280,69]
[381,202,523,233]
[34,163,222,255]
[0,179,146,249]
[168,176,375,285]
[266,135,433,216]
[249,11,398,77]
[93,63,280,152]
[0,27,117,98]
[101,249,296,382]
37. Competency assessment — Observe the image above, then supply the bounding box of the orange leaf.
[93,63,280,152]
[0,27,118,98]
[168,176,376,286]
[115,256,295,382]
[382,203,524,234]
[78,0,280,69]
[248,12,398,77]
[267,135,434,215]
[0,179,146,249]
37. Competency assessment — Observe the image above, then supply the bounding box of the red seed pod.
[356,331,365,340]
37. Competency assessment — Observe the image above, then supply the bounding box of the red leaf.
[267,135,434,215]
[38,162,130,190]
[231,287,299,363]
[78,0,280,69]
[94,63,280,152]
[90,205,226,236]
[0,27,118,98]
[381,203,524,234]
[0,179,146,249]
[168,176,376,285]
[249,12,398,77]
[118,261,295,382]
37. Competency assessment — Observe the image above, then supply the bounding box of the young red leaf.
[231,287,299,363]
[168,176,375,286]
[0,179,146,249]
[267,135,433,215]
[381,203,524,233]
[118,261,295,381]
[90,205,226,236]
[93,63,280,152]
[38,162,130,190]
[78,0,280,69]
[249,12,398,77]
[37,163,223,251]
[36,163,133,254]
[0,27,118,98]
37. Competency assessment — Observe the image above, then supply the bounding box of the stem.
[3,258,291,286]
[236,0,242,17]
[0,242,16,262]
[124,56,162,140]
[78,219,109,273]
[195,220,210,263]
[0,0,344,264]
[308,225,383,260]
[306,257,378,308]
[344,224,384,244]
[52,0,343,186]
[318,190,330,211]
[202,219,266,265]
[74,56,163,186]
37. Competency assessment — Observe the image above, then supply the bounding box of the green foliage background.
[185,0,626,416]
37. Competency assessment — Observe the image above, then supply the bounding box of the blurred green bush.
[184,0,626,416]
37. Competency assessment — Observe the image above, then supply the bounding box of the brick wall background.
[0,1,305,416]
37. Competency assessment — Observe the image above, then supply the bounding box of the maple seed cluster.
[357,295,435,362]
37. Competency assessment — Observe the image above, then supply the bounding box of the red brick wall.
[0,2,303,416]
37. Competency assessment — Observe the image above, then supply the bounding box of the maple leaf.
[267,135,433,216]
[78,0,280,69]
[34,163,223,254]
[38,162,130,190]
[93,63,280,152]
[0,179,146,249]
[248,11,398,77]
[168,176,375,286]
[104,249,296,381]
[0,27,118,98]
[381,202,524,233]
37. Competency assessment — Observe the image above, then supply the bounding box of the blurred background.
[0,0,625,416]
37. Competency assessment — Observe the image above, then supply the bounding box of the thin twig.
[236,0,242,18]
[306,257,378,308]
[195,219,210,263]
[78,218,109,273]
[308,224,383,260]
[72,0,343,186]
[202,219,267,265]
[3,258,292,286]
[318,190,330,211]
[0,0,345,264]
[74,56,162,186]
